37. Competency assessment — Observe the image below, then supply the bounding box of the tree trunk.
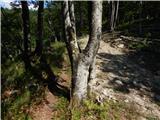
[72,1,102,106]
[79,2,83,36]
[139,1,142,35]
[69,0,81,52]
[114,0,119,29]
[110,1,115,32]
[21,1,31,69]
[35,1,44,56]
[63,0,102,106]
[63,0,80,99]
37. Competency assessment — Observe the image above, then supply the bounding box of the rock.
[115,80,123,86]
[96,82,100,86]
[117,44,124,48]
[133,81,139,86]
[124,99,129,103]
[96,95,105,104]
[114,38,122,41]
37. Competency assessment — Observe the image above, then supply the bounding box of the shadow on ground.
[29,55,70,100]
[97,50,160,103]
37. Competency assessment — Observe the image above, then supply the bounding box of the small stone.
[96,82,100,86]
[124,99,129,103]
[117,44,124,48]
[133,81,138,86]
[115,80,123,85]
[115,38,122,41]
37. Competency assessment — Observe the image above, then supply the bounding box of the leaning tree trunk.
[35,1,44,56]
[72,1,102,106]
[21,1,31,69]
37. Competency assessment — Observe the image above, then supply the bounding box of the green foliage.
[50,97,141,120]
[45,41,66,74]
[1,58,44,120]
[68,99,140,120]
[146,116,159,120]
[52,97,70,120]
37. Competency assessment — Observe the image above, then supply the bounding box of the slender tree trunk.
[110,1,115,32]
[79,2,83,36]
[21,1,31,69]
[139,1,142,35]
[69,0,81,52]
[35,1,44,56]
[72,1,102,106]
[114,0,119,29]
[63,0,80,98]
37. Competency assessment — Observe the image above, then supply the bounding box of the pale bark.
[72,1,102,105]
[63,0,80,99]
[114,0,119,29]
[63,0,102,106]
[63,0,79,65]
[110,1,119,31]
[110,1,115,32]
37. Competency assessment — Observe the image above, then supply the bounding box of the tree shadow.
[97,51,160,103]
[28,55,70,100]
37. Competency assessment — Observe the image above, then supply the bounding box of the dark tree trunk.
[21,1,31,69]
[35,1,44,56]
[139,1,142,35]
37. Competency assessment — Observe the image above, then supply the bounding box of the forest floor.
[30,32,160,120]
[90,32,160,119]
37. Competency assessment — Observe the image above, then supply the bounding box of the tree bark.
[110,1,115,32]
[63,0,80,99]
[63,0,102,106]
[114,0,119,29]
[35,1,44,56]
[139,1,142,35]
[72,1,102,106]
[110,1,119,32]
[21,1,31,69]
[63,0,80,68]
[79,2,83,36]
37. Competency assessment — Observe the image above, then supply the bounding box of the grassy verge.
[51,97,141,120]
[2,41,69,120]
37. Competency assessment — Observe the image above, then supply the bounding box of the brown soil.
[29,70,70,120]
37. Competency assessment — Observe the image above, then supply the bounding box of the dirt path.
[29,90,57,120]
[89,33,160,119]
[29,69,70,120]
[29,33,160,120]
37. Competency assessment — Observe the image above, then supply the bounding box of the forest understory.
[1,1,160,120]
[27,32,160,120]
